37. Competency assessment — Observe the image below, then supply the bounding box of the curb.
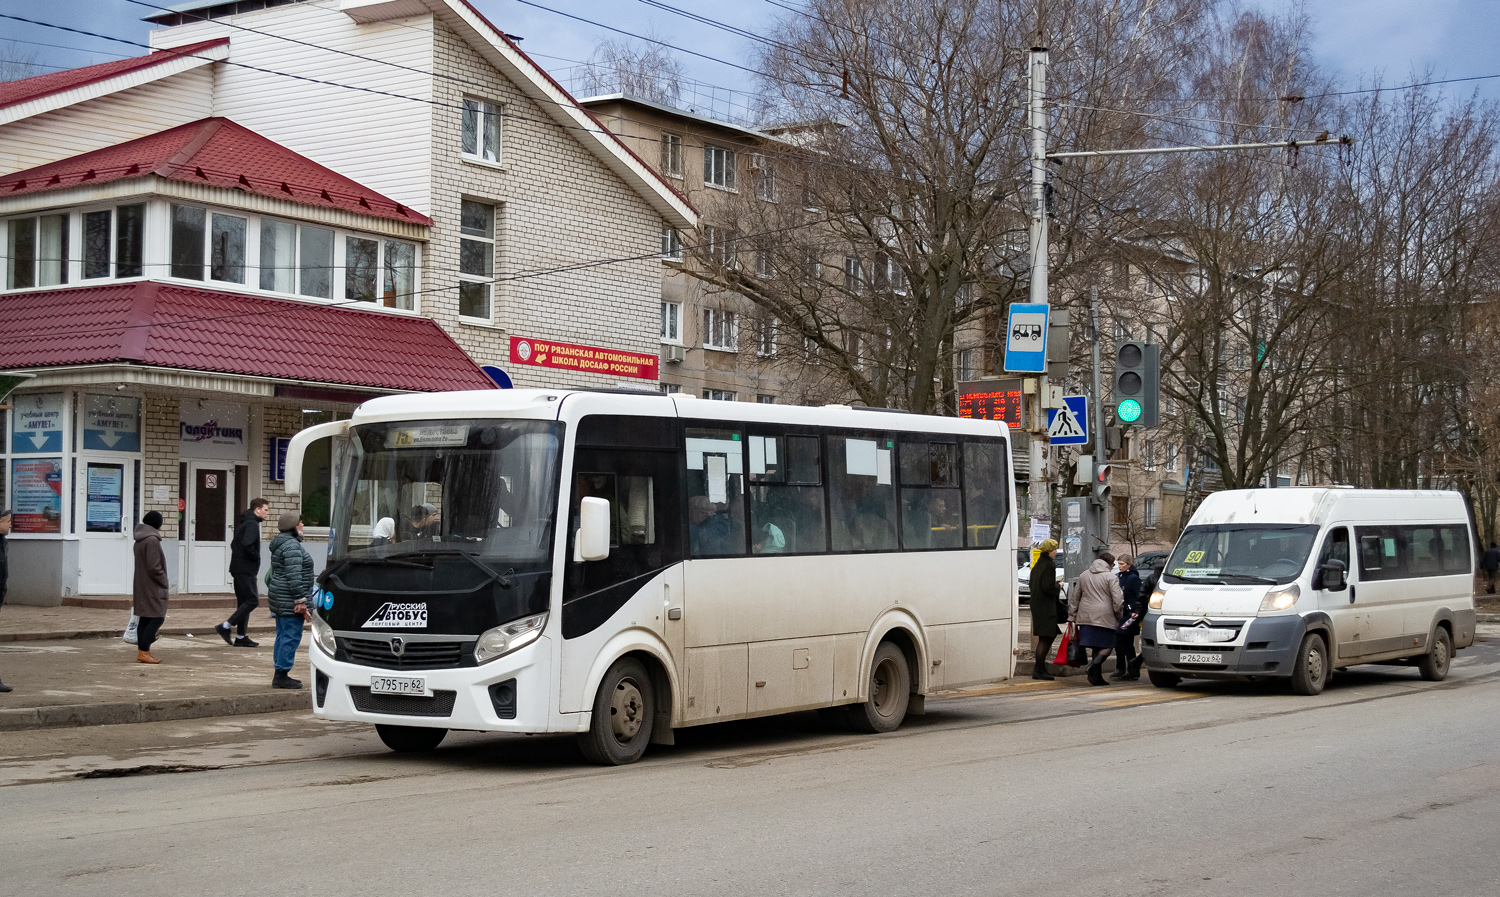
[1,624,299,643]
[1478,614,1500,623]
[0,691,311,732]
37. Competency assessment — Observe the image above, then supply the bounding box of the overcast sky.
[4,0,1498,109]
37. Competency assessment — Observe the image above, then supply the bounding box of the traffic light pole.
[1090,285,1109,545]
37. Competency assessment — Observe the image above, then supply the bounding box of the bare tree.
[581,36,686,105]
[0,41,44,82]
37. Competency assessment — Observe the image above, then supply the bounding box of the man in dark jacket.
[0,508,12,692]
[1482,542,1500,594]
[133,511,170,664]
[1029,539,1062,680]
[218,498,269,647]
[1112,554,1144,680]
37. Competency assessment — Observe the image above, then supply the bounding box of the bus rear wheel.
[376,724,447,753]
[579,657,655,766]
[844,641,911,734]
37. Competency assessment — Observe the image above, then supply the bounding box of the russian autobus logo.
[362,602,428,629]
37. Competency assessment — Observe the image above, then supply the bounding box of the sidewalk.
[0,604,309,732]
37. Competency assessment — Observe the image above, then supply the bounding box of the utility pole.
[1027,46,1051,532]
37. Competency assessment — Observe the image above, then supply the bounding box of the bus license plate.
[370,675,427,696]
[1178,652,1224,665]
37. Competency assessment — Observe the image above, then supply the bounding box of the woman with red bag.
[1068,552,1125,686]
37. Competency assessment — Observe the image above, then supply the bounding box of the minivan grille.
[339,637,467,670]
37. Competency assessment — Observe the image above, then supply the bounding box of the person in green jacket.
[268,511,314,689]
[1029,539,1062,680]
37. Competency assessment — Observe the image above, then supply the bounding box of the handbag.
[1052,622,1075,666]
[1066,622,1089,666]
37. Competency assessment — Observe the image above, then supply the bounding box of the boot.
[272,670,303,689]
[1031,659,1055,681]
[1086,664,1109,686]
[137,650,161,664]
[1125,656,1144,680]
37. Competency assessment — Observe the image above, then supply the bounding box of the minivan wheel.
[1417,627,1452,682]
[1147,670,1180,689]
[1290,633,1329,696]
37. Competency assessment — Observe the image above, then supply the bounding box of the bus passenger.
[410,503,440,541]
[690,495,732,555]
[755,522,786,554]
[369,517,395,549]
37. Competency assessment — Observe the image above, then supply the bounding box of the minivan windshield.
[1162,524,1320,585]
[329,419,561,565]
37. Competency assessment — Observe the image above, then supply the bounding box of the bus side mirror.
[575,497,611,563]
[1316,559,1346,591]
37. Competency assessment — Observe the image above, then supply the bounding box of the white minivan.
[1141,489,1477,695]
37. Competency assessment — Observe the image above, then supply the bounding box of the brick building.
[0,0,694,604]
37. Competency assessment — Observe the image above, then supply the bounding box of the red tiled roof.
[0,118,431,225]
[0,282,494,393]
[0,39,230,112]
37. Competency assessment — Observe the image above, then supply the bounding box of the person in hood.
[1028,539,1062,680]
[369,517,396,549]
[1068,552,1125,686]
[0,508,12,692]
[132,511,170,664]
[268,511,314,689]
[218,498,270,647]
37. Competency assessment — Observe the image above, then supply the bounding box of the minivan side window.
[1316,527,1349,587]
[1354,524,1471,582]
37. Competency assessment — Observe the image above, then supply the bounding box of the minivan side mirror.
[575,497,611,563]
[1316,558,1347,592]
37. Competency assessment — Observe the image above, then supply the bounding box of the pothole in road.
[74,763,220,779]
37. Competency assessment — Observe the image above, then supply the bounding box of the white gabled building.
[0,0,696,604]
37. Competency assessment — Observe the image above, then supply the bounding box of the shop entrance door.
[186,462,235,592]
[79,459,135,594]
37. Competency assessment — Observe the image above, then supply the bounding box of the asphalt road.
[3,632,1499,897]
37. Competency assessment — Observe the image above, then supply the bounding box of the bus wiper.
[383,548,512,589]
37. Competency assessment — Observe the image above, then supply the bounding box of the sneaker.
[0,681,12,693]
[1109,669,1129,680]
[215,623,234,645]
[234,636,259,648]
[272,672,303,689]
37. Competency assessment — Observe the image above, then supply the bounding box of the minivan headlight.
[474,612,548,664]
[310,612,336,656]
[1148,587,1166,609]
[1259,584,1301,613]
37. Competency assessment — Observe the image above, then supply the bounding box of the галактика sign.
[509,336,659,380]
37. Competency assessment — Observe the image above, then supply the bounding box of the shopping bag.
[1066,625,1089,667]
[1052,623,1074,665]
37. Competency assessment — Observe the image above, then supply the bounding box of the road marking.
[1097,691,1212,707]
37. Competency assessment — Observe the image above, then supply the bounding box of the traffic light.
[1092,463,1111,507]
[1113,340,1160,427]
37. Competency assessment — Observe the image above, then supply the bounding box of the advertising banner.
[12,457,64,534]
[83,395,141,452]
[179,402,249,461]
[509,336,658,381]
[86,464,125,533]
[11,392,64,454]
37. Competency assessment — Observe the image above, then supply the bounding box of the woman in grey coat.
[1068,553,1125,686]
[268,511,314,689]
[132,511,170,664]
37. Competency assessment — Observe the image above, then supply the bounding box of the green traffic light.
[1118,398,1142,423]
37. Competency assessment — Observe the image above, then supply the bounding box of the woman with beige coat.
[1068,552,1125,686]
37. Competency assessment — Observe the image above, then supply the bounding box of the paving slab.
[0,604,281,642]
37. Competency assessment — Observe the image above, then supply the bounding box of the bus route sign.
[958,378,1025,428]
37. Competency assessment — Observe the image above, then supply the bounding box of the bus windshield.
[1162,523,1321,585]
[329,419,562,564]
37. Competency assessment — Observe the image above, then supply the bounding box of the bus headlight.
[1259,584,1301,613]
[474,613,548,665]
[310,612,336,657]
[1148,588,1166,610]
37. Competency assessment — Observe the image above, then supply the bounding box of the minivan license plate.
[370,675,426,696]
[1178,652,1224,665]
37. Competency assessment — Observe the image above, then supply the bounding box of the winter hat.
[0,508,11,519]
[277,511,301,532]
[1037,538,1058,553]
[142,511,163,529]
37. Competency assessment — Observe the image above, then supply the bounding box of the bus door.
[560,415,684,711]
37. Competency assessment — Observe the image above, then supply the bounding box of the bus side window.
[962,441,1009,549]
[748,433,827,554]
[898,440,961,550]
[828,434,897,552]
[685,427,747,556]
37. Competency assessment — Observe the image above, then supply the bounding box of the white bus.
[286,389,1017,764]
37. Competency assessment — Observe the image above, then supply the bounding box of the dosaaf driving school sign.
[509,336,659,381]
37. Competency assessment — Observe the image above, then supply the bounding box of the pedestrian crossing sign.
[1046,396,1089,445]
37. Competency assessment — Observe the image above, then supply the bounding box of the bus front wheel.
[844,641,911,734]
[376,724,447,753]
[579,657,655,765]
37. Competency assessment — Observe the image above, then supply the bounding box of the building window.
[210,213,247,284]
[757,394,776,404]
[755,245,774,278]
[345,236,379,301]
[802,184,818,211]
[1144,498,1159,528]
[1143,439,1158,471]
[661,226,682,261]
[753,155,776,201]
[6,213,69,289]
[1112,495,1128,523]
[658,382,678,395]
[78,204,145,282]
[704,144,737,190]
[804,249,821,281]
[461,98,502,164]
[298,225,334,299]
[382,239,417,309]
[459,200,495,319]
[704,226,736,269]
[873,253,904,294]
[661,132,682,177]
[171,205,247,284]
[1165,442,1178,472]
[843,255,863,293]
[957,348,980,381]
[660,301,681,343]
[703,389,736,401]
[756,318,777,357]
[170,205,206,280]
[703,308,738,351]
[259,218,296,293]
